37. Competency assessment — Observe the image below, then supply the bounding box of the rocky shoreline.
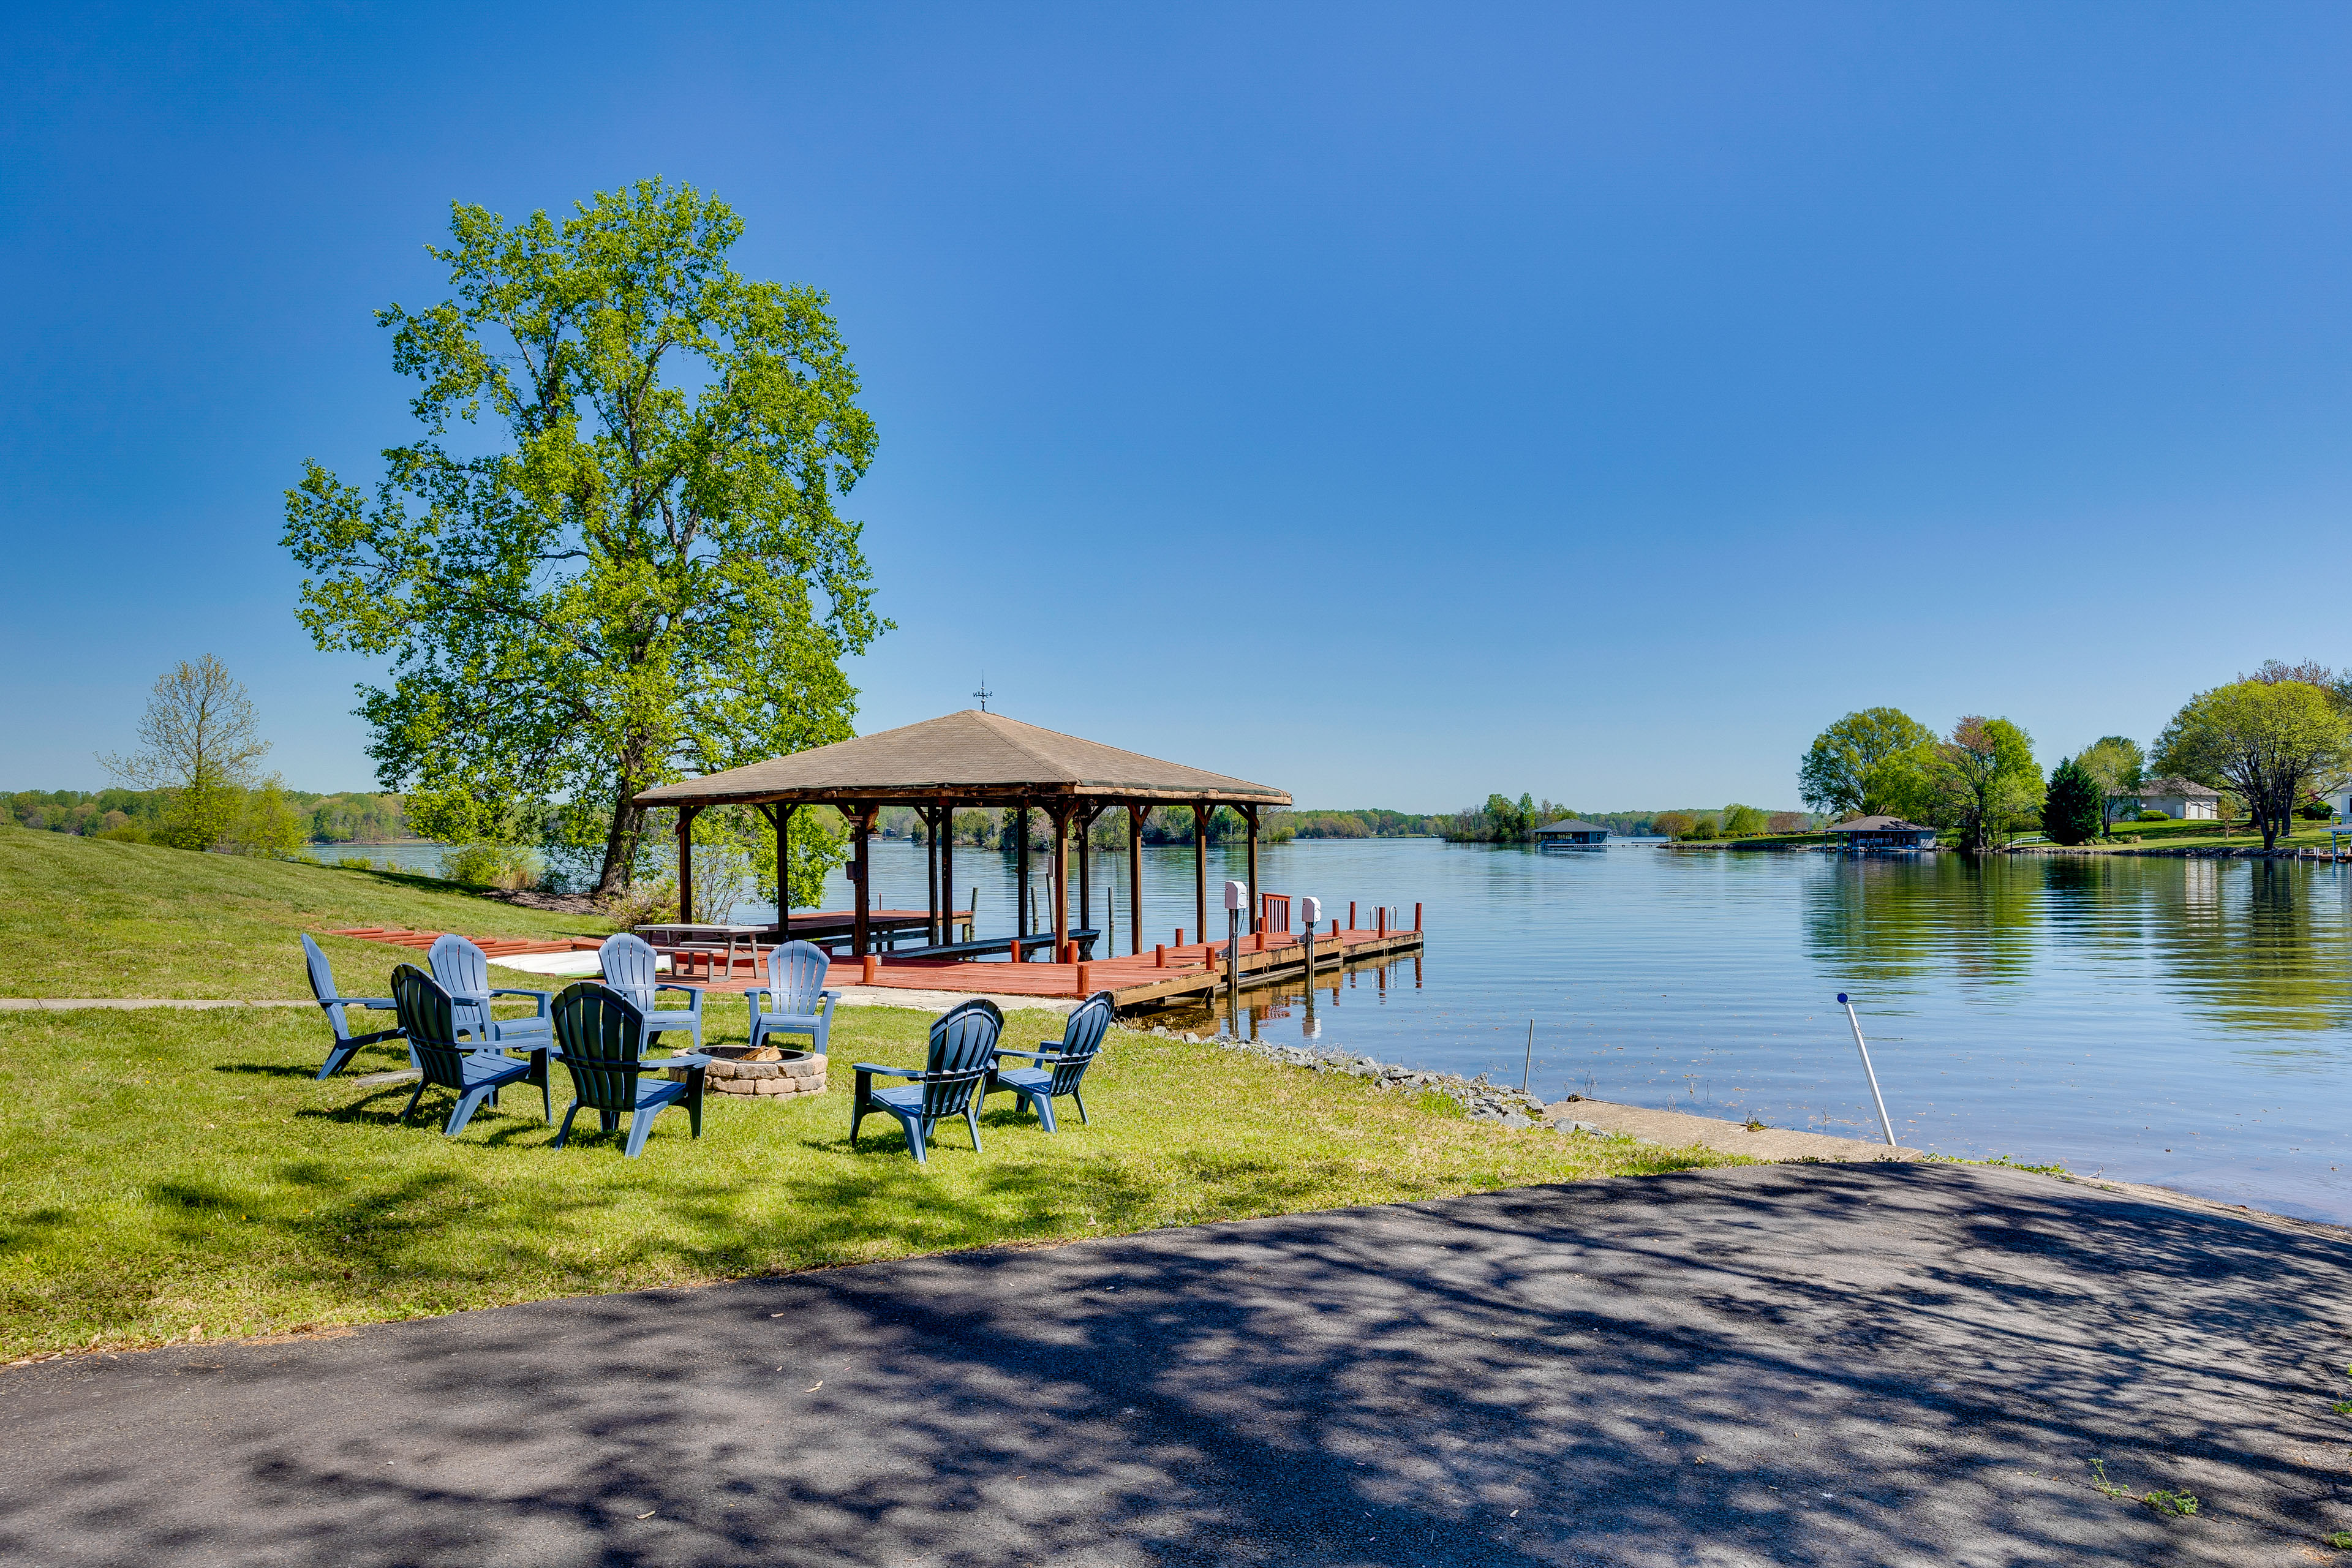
[1133,1023,1611,1134]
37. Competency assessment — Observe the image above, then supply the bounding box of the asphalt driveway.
[4,1161,2348,1566]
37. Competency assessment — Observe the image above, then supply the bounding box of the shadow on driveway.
[3,1162,2349,1566]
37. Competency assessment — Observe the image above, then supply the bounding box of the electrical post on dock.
[1299,895,1322,1036]
[1224,880,1246,1031]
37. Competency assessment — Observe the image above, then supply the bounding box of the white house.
[2127,777,2221,821]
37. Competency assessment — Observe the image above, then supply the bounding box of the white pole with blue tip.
[1838,993,1899,1147]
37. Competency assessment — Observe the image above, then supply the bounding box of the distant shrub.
[2301,800,2334,820]
[440,843,538,889]
[1685,817,1719,840]
[600,879,676,928]
[2137,810,2170,822]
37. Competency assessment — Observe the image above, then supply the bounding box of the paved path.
[4,1163,2348,1566]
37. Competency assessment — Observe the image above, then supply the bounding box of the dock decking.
[327,917,1425,1010]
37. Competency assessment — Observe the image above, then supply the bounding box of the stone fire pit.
[671,1044,826,1099]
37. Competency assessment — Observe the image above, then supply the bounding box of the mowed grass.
[0,997,1742,1360]
[0,825,608,999]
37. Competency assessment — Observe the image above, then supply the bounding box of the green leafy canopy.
[282,179,887,894]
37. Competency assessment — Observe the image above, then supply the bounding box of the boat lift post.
[1838,993,1899,1147]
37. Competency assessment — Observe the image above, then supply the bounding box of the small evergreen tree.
[2042,757,2103,845]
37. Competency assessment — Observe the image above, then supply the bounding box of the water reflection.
[811,839,2352,1221]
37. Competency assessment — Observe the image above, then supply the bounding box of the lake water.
[350,834,2352,1223]
[770,837,2352,1223]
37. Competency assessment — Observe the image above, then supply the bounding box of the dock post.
[1193,802,1209,959]
[1242,805,1261,933]
[1011,803,1029,963]
[1838,993,1899,1147]
[1349,900,1357,932]
[1414,902,1422,932]
[1127,804,1146,959]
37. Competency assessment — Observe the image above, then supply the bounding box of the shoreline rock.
[1134,1025,1557,1125]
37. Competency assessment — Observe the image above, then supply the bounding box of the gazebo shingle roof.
[632,710,1291,809]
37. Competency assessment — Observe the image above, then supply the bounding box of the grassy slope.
[0,827,1742,1357]
[0,826,610,998]
[0,1005,1736,1359]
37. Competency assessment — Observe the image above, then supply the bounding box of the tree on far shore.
[97,655,272,850]
[2041,758,2102,845]
[2154,680,2350,850]
[284,179,884,898]
[2073,734,2144,838]
[1798,707,1937,819]
[1920,715,2041,852]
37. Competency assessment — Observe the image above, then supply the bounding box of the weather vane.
[973,674,993,712]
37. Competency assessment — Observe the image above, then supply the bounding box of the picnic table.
[633,923,770,982]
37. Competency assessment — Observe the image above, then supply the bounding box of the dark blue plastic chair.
[300,933,404,1080]
[549,982,710,1158]
[988,990,1114,1132]
[747,940,838,1056]
[598,933,706,1049]
[389,965,549,1137]
[427,933,554,1052]
[851,998,1003,1164]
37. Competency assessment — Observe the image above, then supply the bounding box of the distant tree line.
[1798,658,2352,852]
[1434,794,1814,843]
[9,787,412,847]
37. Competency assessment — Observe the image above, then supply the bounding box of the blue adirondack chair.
[426,933,554,1053]
[747,940,839,1056]
[987,989,1114,1132]
[597,933,706,1049]
[300,933,404,1080]
[549,982,710,1158]
[850,998,1003,1164]
[389,965,549,1137]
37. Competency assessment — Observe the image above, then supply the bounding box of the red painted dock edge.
[326,919,1425,1007]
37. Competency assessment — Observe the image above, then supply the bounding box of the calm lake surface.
[352,834,2352,1223]
[780,837,2352,1223]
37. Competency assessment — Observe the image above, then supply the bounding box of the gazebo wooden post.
[1192,801,1208,948]
[676,805,700,924]
[938,800,956,943]
[851,802,877,958]
[1240,804,1261,933]
[776,804,794,933]
[1076,802,1099,951]
[1011,802,1030,963]
[924,805,941,944]
[1049,801,1073,962]
[1126,804,1146,959]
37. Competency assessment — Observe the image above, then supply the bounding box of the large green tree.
[2154,679,2350,850]
[1797,707,1937,818]
[284,179,885,895]
[2073,734,2144,837]
[1921,715,2041,851]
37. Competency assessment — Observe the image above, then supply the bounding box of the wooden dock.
[328,914,1426,1012]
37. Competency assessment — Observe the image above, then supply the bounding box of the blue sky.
[6,3,2350,811]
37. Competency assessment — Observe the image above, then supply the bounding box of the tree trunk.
[597,771,647,896]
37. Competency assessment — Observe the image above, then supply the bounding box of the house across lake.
[2128,776,2222,821]
[1532,818,1610,851]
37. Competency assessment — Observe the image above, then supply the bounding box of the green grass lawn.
[0,827,1744,1360]
[0,1003,1738,1360]
[0,825,609,998]
[2101,816,2337,850]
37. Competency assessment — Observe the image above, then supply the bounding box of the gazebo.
[631,710,1292,960]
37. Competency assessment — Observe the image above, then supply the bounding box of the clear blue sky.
[7,4,2350,811]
